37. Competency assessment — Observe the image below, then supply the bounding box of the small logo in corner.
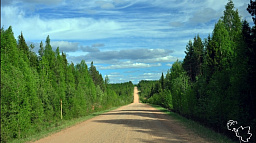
[227,120,252,143]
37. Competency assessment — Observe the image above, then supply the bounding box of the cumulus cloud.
[85,48,174,61]
[80,43,104,52]
[67,48,176,67]
[237,3,254,23]
[81,46,100,53]
[2,0,251,84]
[51,41,79,52]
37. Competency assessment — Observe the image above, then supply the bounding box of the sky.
[1,0,253,84]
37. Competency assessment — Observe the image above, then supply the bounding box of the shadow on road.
[93,103,203,143]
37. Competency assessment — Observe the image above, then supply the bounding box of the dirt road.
[35,87,210,143]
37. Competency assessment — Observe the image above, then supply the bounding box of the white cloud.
[109,72,120,75]
[81,46,100,53]
[67,48,177,65]
[80,43,104,52]
[85,48,173,60]
[1,6,172,41]
[98,62,161,70]
[2,0,252,85]
[166,63,173,67]
[51,41,79,52]
[107,72,122,78]
[1,6,124,40]
[3,0,221,42]
[143,73,155,76]
[2,0,233,43]
[137,55,177,63]
[140,72,162,81]
[188,8,220,24]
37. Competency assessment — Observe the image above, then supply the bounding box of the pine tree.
[17,32,29,60]
[193,35,204,77]
[183,40,196,81]
[160,72,164,90]
[29,44,39,68]
[1,26,134,142]
[89,61,105,91]
[1,26,19,67]
[204,35,216,81]
[183,35,204,81]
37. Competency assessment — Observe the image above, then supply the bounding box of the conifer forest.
[1,28,134,142]
[138,1,255,142]
[1,0,256,142]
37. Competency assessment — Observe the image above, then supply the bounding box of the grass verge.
[149,104,236,143]
[11,106,122,143]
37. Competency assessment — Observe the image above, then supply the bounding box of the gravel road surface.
[34,87,210,143]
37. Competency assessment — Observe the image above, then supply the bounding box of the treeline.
[108,81,134,105]
[1,27,133,142]
[137,80,166,104]
[138,0,255,142]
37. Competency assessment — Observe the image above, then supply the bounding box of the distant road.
[35,87,210,143]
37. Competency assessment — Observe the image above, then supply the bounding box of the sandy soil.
[34,87,211,143]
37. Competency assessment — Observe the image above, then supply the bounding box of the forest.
[138,0,255,142]
[0,27,134,142]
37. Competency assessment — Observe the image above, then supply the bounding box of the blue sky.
[1,0,253,84]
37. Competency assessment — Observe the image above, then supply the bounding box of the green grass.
[11,106,122,143]
[149,104,236,143]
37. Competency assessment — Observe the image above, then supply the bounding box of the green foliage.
[137,80,158,102]
[247,0,256,25]
[108,81,134,106]
[1,26,133,142]
[183,35,204,81]
[138,1,256,142]
[89,62,105,91]
[170,61,190,114]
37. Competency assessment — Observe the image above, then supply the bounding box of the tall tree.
[89,61,105,91]
[193,35,204,77]
[160,72,165,90]
[182,40,196,81]
[222,0,242,61]
[28,44,39,68]
[17,32,29,59]
[212,20,231,70]
[183,35,204,81]
[247,0,256,25]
